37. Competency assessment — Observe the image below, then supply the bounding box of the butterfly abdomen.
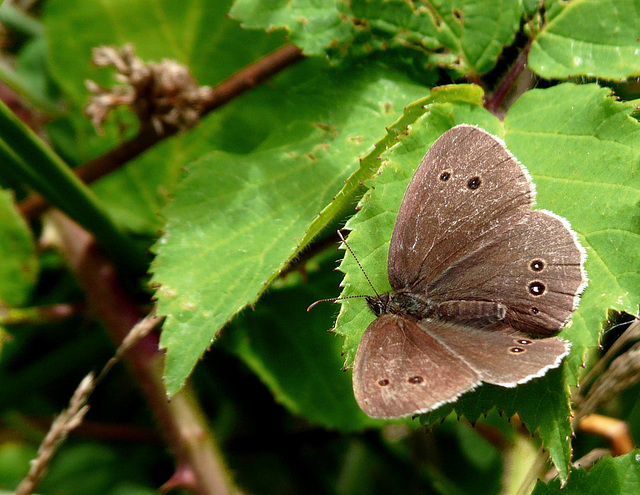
[437,300,507,324]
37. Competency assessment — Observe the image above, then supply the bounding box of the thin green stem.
[0,100,148,275]
[0,140,73,212]
[502,430,545,495]
[0,3,43,38]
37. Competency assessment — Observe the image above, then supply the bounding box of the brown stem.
[0,302,85,325]
[201,43,304,112]
[19,43,305,220]
[24,415,161,444]
[48,210,238,495]
[578,414,635,456]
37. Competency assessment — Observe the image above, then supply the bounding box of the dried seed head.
[85,44,212,135]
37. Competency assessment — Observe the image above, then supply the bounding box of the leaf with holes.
[529,0,640,80]
[231,0,523,76]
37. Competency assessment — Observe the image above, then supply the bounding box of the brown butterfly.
[350,125,587,418]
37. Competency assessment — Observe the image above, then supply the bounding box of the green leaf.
[89,57,323,235]
[529,0,640,80]
[152,66,428,395]
[335,82,640,480]
[0,189,38,307]
[532,451,640,494]
[218,252,384,431]
[231,0,523,75]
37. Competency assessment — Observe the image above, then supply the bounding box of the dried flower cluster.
[85,44,212,134]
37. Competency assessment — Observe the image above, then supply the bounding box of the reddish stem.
[50,211,236,495]
[484,42,532,116]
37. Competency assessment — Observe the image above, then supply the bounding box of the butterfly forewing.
[388,125,534,293]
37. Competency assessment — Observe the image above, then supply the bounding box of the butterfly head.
[366,293,391,317]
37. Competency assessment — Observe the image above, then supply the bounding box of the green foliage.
[336,82,640,477]
[0,0,639,494]
[529,0,640,79]
[0,190,37,307]
[44,0,286,233]
[152,65,428,394]
[230,0,522,76]
[0,97,147,274]
[532,451,640,494]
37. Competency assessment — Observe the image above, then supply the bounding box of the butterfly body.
[366,291,435,319]
[351,125,587,419]
[367,291,508,323]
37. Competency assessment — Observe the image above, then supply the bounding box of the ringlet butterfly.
[346,124,587,419]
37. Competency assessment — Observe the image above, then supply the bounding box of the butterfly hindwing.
[426,210,587,335]
[421,321,570,386]
[353,315,480,418]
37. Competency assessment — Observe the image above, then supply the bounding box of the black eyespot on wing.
[440,170,452,181]
[378,379,390,386]
[467,176,481,190]
[509,347,525,354]
[530,259,545,272]
[408,376,424,384]
[528,281,545,296]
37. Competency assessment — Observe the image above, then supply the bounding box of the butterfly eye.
[467,176,481,189]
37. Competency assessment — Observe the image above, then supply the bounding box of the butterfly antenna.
[337,230,381,299]
[307,230,381,312]
[307,294,368,312]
